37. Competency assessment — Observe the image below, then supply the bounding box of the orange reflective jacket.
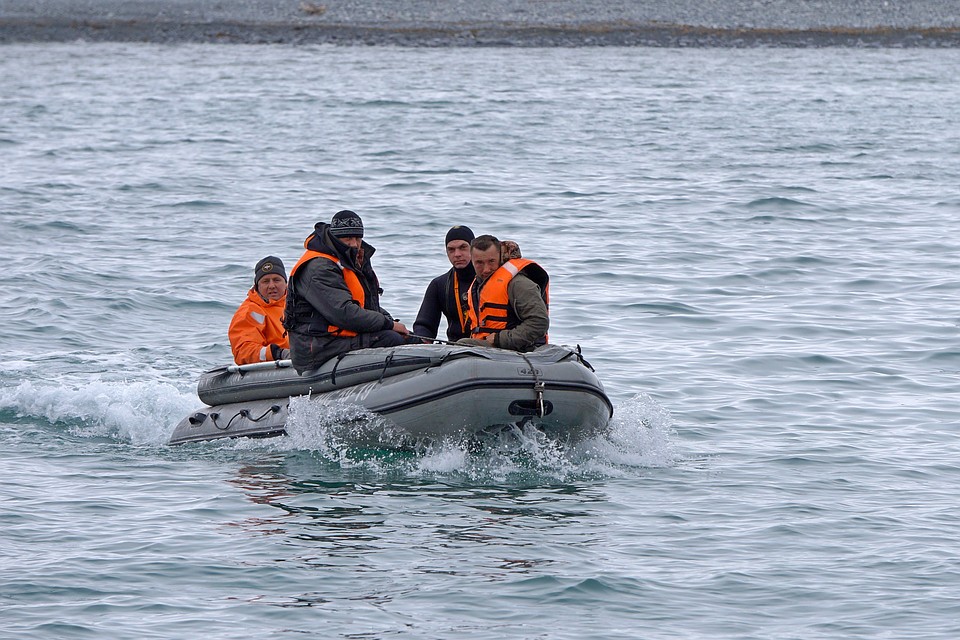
[289,250,365,338]
[228,288,289,364]
[467,258,549,342]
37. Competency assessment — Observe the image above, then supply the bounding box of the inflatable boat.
[169,343,613,446]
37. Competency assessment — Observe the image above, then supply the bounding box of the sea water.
[1,43,959,639]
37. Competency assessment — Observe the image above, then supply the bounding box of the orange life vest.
[467,258,549,343]
[289,250,365,338]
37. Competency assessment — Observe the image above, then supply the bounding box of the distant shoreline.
[3,0,960,47]
[4,20,960,47]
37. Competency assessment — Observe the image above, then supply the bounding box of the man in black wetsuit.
[413,225,476,342]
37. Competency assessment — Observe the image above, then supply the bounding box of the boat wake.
[0,377,199,446]
[243,392,679,480]
[1,373,678,478]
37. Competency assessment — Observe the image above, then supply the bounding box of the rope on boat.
[409,333,458,345]
[210,410,244,431]
[330,352,348,386]
[519,352,546,418]
[209,405,281,431]
[248,405,282,422]
[378,352,395,384]
[573,344,596,371]
[227,359,293,375]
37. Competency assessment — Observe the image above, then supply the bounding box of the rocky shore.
[2,0,960,46]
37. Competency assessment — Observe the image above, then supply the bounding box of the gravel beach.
[2,0,960,46]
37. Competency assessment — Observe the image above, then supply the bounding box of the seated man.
[500,239,522,262]
[283,210,409,373]
[413,225,476,342]
[228,256,290,365]
[459,235,549,352]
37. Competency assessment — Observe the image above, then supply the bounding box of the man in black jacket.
[284,210,409,372]
[413,225,476,342]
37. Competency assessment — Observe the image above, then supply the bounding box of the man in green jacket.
[458,235,549,352]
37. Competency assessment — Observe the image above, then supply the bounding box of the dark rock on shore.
[2,0,959,46]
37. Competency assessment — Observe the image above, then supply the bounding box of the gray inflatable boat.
[169,343,613,446]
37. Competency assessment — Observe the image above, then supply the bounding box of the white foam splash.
[279,396,408,468]
[0,374,679,477]
[567,393,681,476]
[0,378,200,446]
[266,391,680,480]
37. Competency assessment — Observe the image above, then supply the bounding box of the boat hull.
[169,344,612,446]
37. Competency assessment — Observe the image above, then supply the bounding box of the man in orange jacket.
[228,256,290,365]
[459,235,549,352]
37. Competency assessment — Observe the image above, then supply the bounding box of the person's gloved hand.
[270,344,291,360]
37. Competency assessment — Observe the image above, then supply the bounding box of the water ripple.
[2,43,960,640]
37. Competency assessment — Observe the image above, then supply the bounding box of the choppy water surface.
[1,44,959,639]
